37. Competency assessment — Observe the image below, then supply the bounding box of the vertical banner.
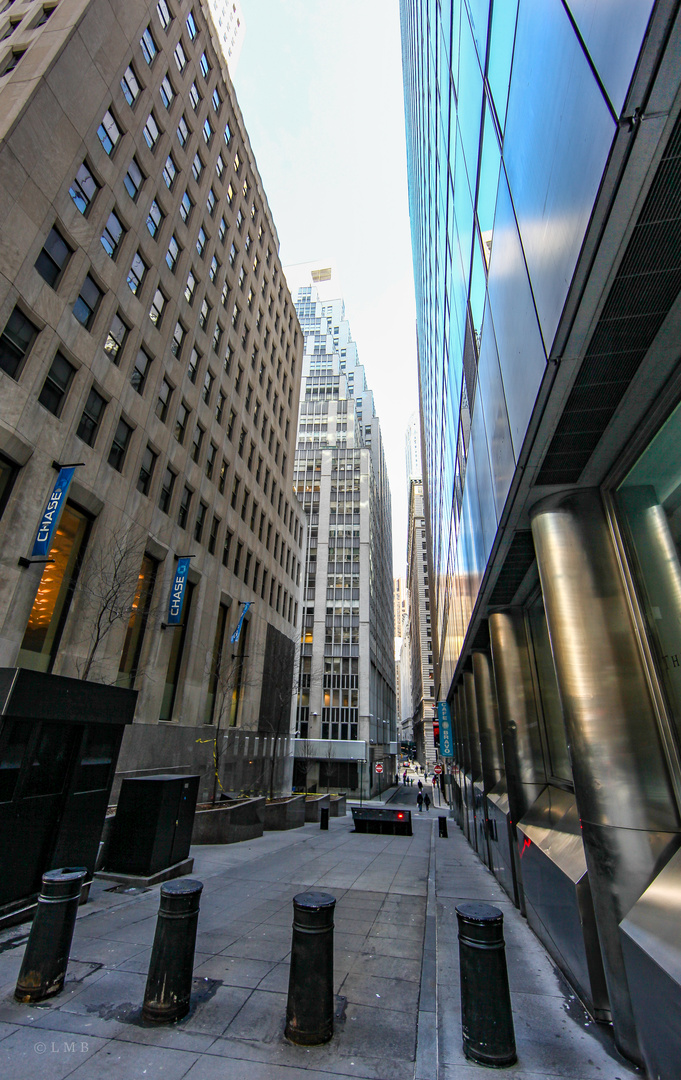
[230,601,252,644]
[167,557,191,625]
[31,467,76,558]
[437,700,454,758]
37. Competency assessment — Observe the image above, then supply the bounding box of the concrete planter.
[264,794,306,831]
[329,794,347,817]
[192,797,265,844]
[305,793,330,822]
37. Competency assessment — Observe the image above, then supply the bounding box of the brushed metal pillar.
[531,488,681,1065]
[459,682,474,843]
[472,651,504,793]
[464,670,486,859]
[488,611,546,827]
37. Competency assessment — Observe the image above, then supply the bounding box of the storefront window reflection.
[617,400,681,751]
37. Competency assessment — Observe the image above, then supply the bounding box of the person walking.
[424,791,431,812]
[417,791,424,812]
[417,779,423,792]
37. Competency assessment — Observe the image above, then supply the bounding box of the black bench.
[351,807,413,836]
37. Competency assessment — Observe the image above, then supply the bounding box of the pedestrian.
[417,791,423,812]
[424,792,431,812]
[403,770,408,784]
[417,779,423,791]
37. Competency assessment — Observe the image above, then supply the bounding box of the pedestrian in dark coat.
[424,792,431,812]
[417,792,424,812]
[417,779,423,791]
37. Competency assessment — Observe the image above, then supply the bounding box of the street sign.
[375,763,384,774]
[433,763,443,775]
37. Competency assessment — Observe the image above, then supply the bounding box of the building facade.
[0,0,303,801]
[401,1,681,1077]
[288,263,396,798]
[406,478,435,766]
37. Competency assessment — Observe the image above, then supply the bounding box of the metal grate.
[488,531,536,607]
[537,110,681,485]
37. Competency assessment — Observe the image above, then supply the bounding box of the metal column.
[531,488,681,1065]
[463,670,485,859]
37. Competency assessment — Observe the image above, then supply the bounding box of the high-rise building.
[401,2,681,1074]
[288,262,396,798]
[0,0,303,802]
[406,477,435,765]
[204,0,245,73]
[405,410,421,483]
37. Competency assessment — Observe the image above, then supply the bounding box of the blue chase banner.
[31,467,76,558]
[230,601,252,644]
[437,700,454,758]
[167,557,191,625]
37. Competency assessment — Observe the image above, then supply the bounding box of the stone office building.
[0,0,304,799]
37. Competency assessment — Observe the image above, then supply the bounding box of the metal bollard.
[15,867,88,1002]
[320,807,329,830]
[143,878,203,1023]
[456,902,516,1067]
[439,816,448,838]
[285,891,336,1045]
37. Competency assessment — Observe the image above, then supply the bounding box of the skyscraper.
[401,2,681,1075]
[288,262,396,798]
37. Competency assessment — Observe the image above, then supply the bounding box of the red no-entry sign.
[433,764,443,775]
[375,762,384,774]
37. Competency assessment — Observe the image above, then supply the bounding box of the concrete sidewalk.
[0,807,642,1080]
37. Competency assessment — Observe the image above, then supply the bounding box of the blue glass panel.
[566,0,654,115]
[477,98,501,238]
[504,0,616,352]
[453,125,474,291]
[457,7,484,194]
[487,0,518,134]
[451,0,463,96]
[466,0,490,66]
[469,230,486,342]
[487,167,546,458]
[471,391,497,564]
[477,299,515,519]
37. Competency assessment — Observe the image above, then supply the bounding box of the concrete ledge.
[329,794,347,817]
[264,794,306,830]
[95,857,194,888]
[192,797,265,844]
[305,793,330,822]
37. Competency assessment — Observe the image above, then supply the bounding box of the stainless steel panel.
[463,671,483,781]
[516,788,610,1020]
[458,680,472,775]
[473,778,490,866]
[504,0,616,352]
[487,783,522,909]
[620,842,681,1080]
[566,0,655,114]
[472,650,505,793]
[531,488,681,1064]
[489,610,547,826]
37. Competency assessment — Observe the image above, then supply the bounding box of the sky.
[231,0,419,578]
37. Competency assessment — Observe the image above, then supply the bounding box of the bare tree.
[204,630,255,804]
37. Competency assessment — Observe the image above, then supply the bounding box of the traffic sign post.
[375,761,383,801]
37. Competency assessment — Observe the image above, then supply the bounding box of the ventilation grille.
[488,531,535,607]
[537,110,681,485]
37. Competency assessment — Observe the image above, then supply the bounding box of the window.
[100,210,125,258]
[234,151,241,173]
[156,376,173,421]
[97,109,121,155]
[202,369,214,403]
[196,226,207,257]
[231,302,240,328]
[38,351,75,416]
[73,274,103,329]
[226,182,234,206]
[137,444,157,495]
[208,514,219,555]
[171,320,185,357]
[174,40,187,73]
[104,311,129,364]
[206,441,217,479]
[174,400,189,444]
[178,484,192,528]
[190,422,204,462]
[159,464,176,512]
[199,52,210,78]
[184,270,196,305]
[224,121,232,145]
[234,541,242,576]
[215,390,225,423]
[76,387,106,446]
[177,113,189,147]
[118,552,158,687]
[166,233,180,272]
[231,475,240,508]
[186,10,197,38]
[69,162,99,215]
[143,111,160,150]
[194,501,207,542]
[191,152,203,183]
[146,199,164,238]
[148,286,166,327]
[218,459,227,494]
[160,73,174,109]
[236,208,243,232]
[202,117,213,145]
[215,154,224,179]
[209,254,219,282]
[212,321,222,352]
[35,227,71,287]
[198,298,211,330]
[0,306,38,379]
[141,27,158,65]
[156,0,172,30]
[131,346,152,393]
[179,190,193,223]
[212,87,221,113]
[206,188,216,217]
[229,242,237,266]
[163,152,177,189]
[187,346,200,383]
[108,418,132,471]
[124,157,144,200]
[227,408,236,440]
[189,81,201,111]
[222,529,232,566]
[121,64,141,106]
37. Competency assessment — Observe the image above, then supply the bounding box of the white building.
[204,0,245,73]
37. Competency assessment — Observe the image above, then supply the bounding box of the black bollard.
[15,867,88,1002]
[285,891,336,1045]
[439,815,448,838]
[456,902,516,1067]
[320,807,329,830]
[143,878,203,1023]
